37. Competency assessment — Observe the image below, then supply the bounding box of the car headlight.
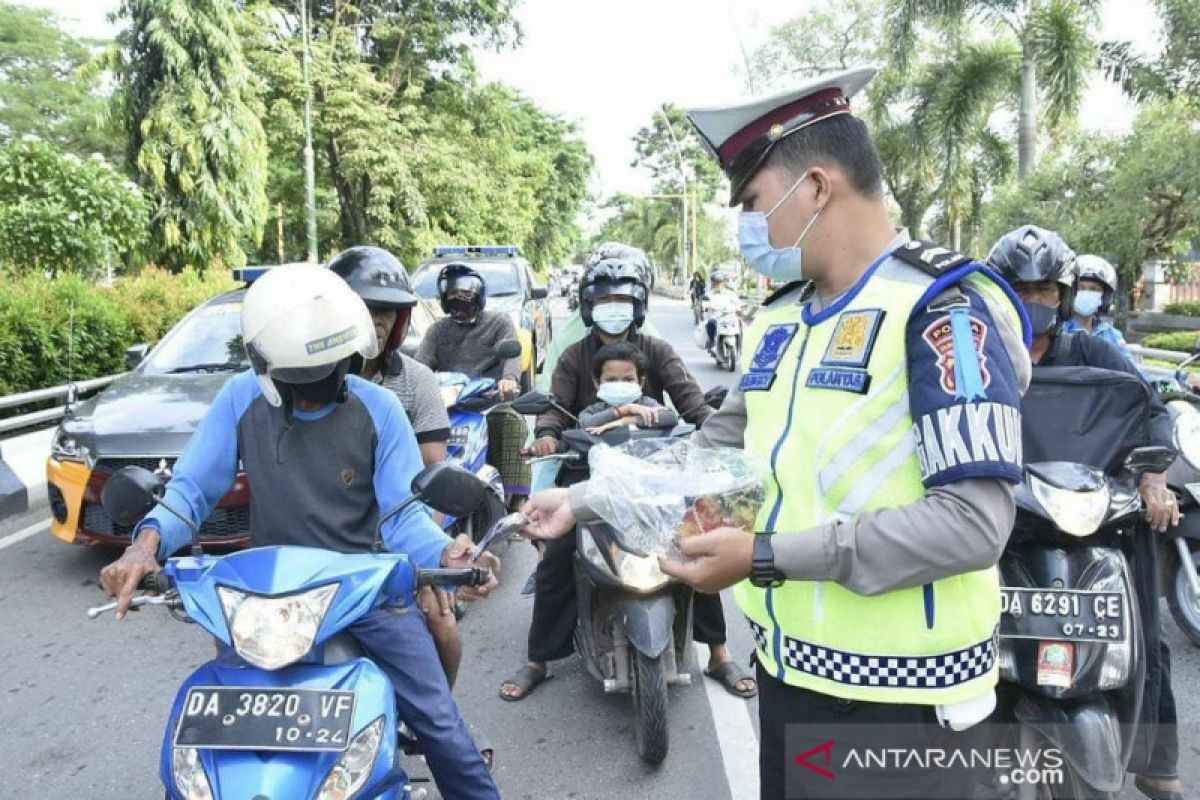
[450,425,470,446]
[580,528,669,594]
[216,583,338,670]
[1175,410,1200,470]
[50,428,91,465]
[172,747,214,800]
[316,716,385,800]
[1029,474,1109,537]
[440,384,462,408]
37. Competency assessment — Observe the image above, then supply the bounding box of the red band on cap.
[717,87,846,166]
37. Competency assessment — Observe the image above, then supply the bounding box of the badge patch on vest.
[739,323,799,392]
[805,367,871,394]
[922,314,991,397]
[821,309,884,368]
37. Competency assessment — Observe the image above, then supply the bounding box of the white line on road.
[694,642,760,798]
[0,518,48,551]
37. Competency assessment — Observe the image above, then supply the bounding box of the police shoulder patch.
[893,241,972,278]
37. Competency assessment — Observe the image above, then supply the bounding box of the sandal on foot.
[499,664,552,702]
[704,660,758,698]
[1134,776,1185,800]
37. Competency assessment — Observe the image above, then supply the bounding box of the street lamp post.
[659,105,689,282]
[299,0,319,263]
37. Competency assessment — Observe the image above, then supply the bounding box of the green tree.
[1101,0,1200,101]
[0,137,148,277]
[109,0,269,270]
[984,97,1200,318]
[0,2,120,158]
[888,0,1100,178]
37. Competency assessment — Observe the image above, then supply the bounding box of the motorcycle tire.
[722,340,736,372]
[632,650,669,765]
[1168,546,1200,647]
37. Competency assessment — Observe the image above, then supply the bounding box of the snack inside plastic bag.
[582,438,767,557]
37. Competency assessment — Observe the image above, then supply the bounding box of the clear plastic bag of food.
[582,438,768,557]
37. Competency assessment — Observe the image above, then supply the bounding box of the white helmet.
[1075,254,1119,312]
[242,264,379,407]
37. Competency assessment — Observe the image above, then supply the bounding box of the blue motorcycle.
[87,462,515,800]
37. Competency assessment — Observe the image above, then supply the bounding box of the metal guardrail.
[1128,344,1189,364]
[0,374,122,436]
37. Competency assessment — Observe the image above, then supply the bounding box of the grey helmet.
[1075,254,1118,313]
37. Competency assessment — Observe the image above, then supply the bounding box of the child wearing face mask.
[579,342,680,435]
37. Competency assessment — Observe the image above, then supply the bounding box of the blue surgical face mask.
[592,301,634,335]
[596,380,642,406]
[737,172,824,281]
[1073,290,1103,318]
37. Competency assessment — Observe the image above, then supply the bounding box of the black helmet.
[437,262,487,319]
[589,241,655,293]
[987,225,1076,330]
[327,246,417,353]
[580,257,649,328]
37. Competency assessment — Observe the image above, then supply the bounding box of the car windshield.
[412,261,521,299]
[141,296,248,375]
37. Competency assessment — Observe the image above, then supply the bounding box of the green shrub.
[0,268,238,397]
[1143,330,1200,352]
[1162,301,1200,317]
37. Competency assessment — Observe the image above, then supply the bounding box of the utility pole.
[659,104,689,281]
[299,0,319,263]
[276,202,285,264]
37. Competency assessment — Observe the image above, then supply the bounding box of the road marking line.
[0,519,48,551]
[694,642,760,798]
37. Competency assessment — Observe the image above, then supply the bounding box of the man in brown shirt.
[502,256,756,702]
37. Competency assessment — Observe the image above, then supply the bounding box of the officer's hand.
[1139,472,1181,533]
[99,528,161,621]
[498,378,520,399]
[658,527,754,594]
[441,534,501,601]
[532,435,559,457]
[521,489,576,540]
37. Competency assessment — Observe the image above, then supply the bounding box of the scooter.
[87,461,513,800]
[513,390,696,765]
[992,366,1175,799]
[435,339,522,545]
[695,301,742,372]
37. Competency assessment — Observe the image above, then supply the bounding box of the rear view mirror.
[494,339,522,360]
[1124,445,1175,475]
[101,466,162,526]
[531,287,548,300]
[126,342,151,370]
[410,461,489,518]
[511,390,554,416]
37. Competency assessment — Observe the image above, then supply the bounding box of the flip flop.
[1134,776,1185,800]
[499,664,552,702]
[704,660,758,698]
[521,571,537,597]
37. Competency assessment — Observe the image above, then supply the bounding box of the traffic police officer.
[521,67,1034,799]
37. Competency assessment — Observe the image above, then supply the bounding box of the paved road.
[1,293,1197,799]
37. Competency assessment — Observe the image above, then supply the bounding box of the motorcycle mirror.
[511,390,554,415]
[1124,445,1176,475]
[100,466,162,526]
[494,338,522,360]
[410,461,490,518]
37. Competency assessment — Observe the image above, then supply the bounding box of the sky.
[16,0,1164,220]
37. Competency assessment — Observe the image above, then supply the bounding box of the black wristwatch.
[750,533,785,588]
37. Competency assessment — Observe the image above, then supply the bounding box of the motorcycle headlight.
[1175,412,1200,470]
[50,428,92,465]
[450,425,470,446]
[316,716,385,800]
[1030,475,1109,537]
[440,384,463,408]
[172,747,214,800]
[580,528,669,594]
[216,583,339,670]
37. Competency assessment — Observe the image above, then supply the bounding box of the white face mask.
[737,172,823,282]
[596,381,642,406]
[592,301,634,335]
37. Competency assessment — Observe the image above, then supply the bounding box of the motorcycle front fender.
[617,594,675,658]
[1013,692,1125,793]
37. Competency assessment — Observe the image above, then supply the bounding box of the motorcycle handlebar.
[140,570,171,594]
[415,567,493,588]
